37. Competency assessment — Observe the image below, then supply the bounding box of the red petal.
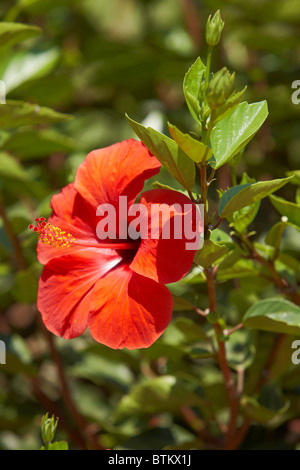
[74,139,161,210]
[88,266,173,349]
[130,189,202,284]
[37,183,99,265]
[37,249,122,339]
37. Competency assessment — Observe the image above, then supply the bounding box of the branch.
[205,267,239,449]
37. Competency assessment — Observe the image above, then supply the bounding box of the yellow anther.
[29,218,76,249]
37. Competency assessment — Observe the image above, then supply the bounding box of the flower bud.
[41,413,59,445]
[206,10,225,46]
[206,67,233,108]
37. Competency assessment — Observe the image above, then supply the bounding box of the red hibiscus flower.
[32,139,200,349]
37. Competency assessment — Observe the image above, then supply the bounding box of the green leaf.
[2,49,59,93]
[210,228,233,247]
[226,330,255,371]
[0,334,36,376]
[211,101,268,169]
[229,172,261,232]
[240,394,289,424]
[0,264,14,294]
[12,265,41,303]
[142,341,187,362]
[0,100,71,128]
[151,181,174,192]
[265,220,289,247]
[194,239,228,268]
[243,298,300,335]
[2,129,76,159]
[269,194,300,229]
[126,115,195,190]
[214,86,247,123]
[277,252,300,273]
[219,176,293,218]
[172,295,194,311]
[217,246,244,270]
[68,353,133,388]
[230,200,261,233]
[0,152,29,181]
[189,347,214,359]
[183,57,206,123]
[268,336,299,382]
[47,441,69,450]
[286,170,300,185]
[167,123,213,163]
[173,317,208,341]
[0,22,41,49]
[113,376,206,420]
[219,183,251,215]
[217,259,259,281]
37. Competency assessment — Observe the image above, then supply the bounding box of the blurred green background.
[0,0,299,450]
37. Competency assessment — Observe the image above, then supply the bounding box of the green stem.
[207,167,216,184]
[188,190,199,204]
[230,165,237,186]
[204,45,213,94]
[199,110,215,236]
[200,165,208,237]
[200,157,239,448]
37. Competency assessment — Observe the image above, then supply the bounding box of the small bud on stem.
[206,10,225,47]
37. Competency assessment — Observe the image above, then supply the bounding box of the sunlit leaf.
[269,194,300,229]
[0,100,71,128]
[243,298,300,335]
[127,115,195,190]
[168,123,212,163]
[183,57,206,123]
[211,101,268,169]
[219,177,293,218]
[2,49,59,93]
[0,22,40,49]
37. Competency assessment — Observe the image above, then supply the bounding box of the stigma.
[28,217,76,248]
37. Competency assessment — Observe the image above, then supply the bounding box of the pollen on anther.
[28,217,76,249]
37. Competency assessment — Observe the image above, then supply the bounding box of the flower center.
[28,217,140,252]
[28,218,76,248]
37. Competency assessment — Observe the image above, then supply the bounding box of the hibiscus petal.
[88,266,173,349]
[37,183,99,265]
[74,139,161,210]
[37,249,122,339]
[129,189,202,284]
